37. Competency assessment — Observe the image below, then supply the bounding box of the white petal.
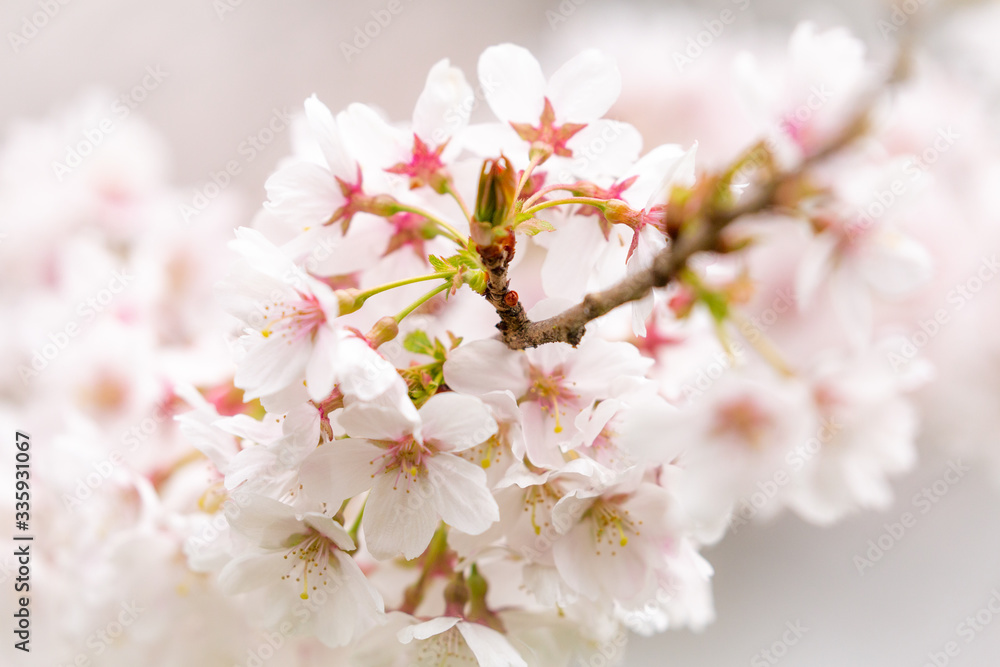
[644,142,698,209]
[478,44,546,124]
[306,325,339,401]
[234,331,313,400]
[858,229,933,297]
[419,393,497,452]
[214,413,283,445]
[363,471,441,560]
[796,230,839,310]
[413,58,474,144]
[547,49,621,123]
[398,616,460,643]
[338,401,417,440]
[336,335,401,402]
[443,339,530,397]
[312,551,385,647]
[540,215,607,301]
[218,550,290,595]
[305,94,356,179]
[226,494,304,548]
[264,161,343,231]
[457,622,528,667]
[303,512,355,551]
[623,143,686,206]
[299,438,383,507]
[339,103,410,169]
[426,454,499,535]
[564,120,642,179]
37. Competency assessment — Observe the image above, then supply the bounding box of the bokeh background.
[2,0,999,664]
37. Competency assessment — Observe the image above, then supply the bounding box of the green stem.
[355,271,456,304]
[398,523,452,614]
[347,498,366,548]
[394,282,451,323]
[444,182,473,225]
[521,196,608,218]
[514,152,545,203]
[522,183,575,210]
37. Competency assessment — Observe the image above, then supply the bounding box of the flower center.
[586,500,641,556]
[371,437,434,489]
[711,397,774,448]
[280,530,337,600]
[414,626,476,665]
[523,483,561,536]
[260,291,326,342]
[524,365,578,434]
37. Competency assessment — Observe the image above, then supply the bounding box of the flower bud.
[602,199,641,228]
[443,574,469,617]
[335,289,363,315]
[366,316,399,348]
[474,156,517,229]
[365,193,401,218]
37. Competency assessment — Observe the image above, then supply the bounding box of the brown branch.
[500,181,777,349]
[485,48,908,351]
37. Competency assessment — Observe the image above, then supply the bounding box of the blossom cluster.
[3,10,1000,666]
[184,31,949,664]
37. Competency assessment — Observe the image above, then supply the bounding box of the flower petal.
[303,512,355,551]
[547,49,621,123]
[363,471,441,560]
[218,550,291,595]
[264,161,343,231]
[225,494,303,548]
[457,622,528,667]
[338,401,417,440]
[413,58,474,144]
[398,616,460,643]
[443,339,530,397]
[478,44,546,124]
[299,438,383,508]
[419,393,497,452]
[304,94,355,179]
[426,454,499,535]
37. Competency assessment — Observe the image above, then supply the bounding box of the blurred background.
[2,0,999,664]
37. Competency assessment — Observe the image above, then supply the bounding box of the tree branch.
[484,49,908,351]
